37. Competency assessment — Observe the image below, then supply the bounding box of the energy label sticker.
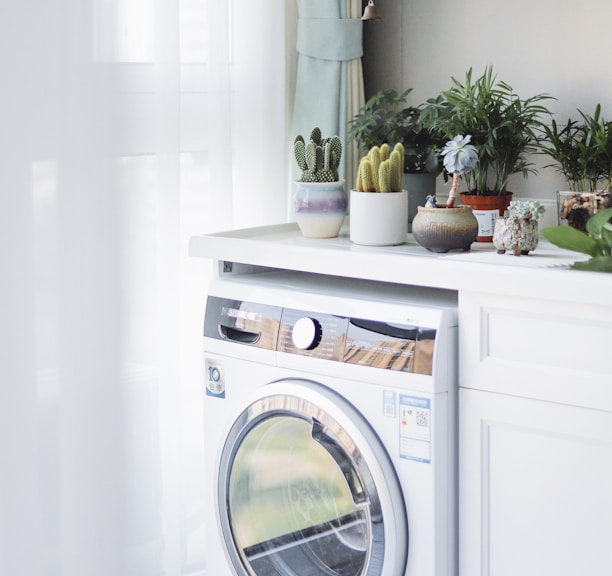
[399,395,431,463]
[205,358,225,398]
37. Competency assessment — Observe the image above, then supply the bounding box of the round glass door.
[217,382,407,576]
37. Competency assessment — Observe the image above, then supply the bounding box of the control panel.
[205,295,438,375]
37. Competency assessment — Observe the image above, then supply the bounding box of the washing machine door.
[217,379,408,576]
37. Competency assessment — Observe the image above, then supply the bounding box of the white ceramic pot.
[349,189,408,246]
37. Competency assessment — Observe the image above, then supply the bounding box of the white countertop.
[189,221,611,305]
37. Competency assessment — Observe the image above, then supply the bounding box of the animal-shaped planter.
[493,216,539,255]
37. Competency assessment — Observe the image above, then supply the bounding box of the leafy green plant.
[355,143,404,192]
[294,127,343,182]
[419,66,553,195]
[538,104,612,192]
[542,207,612,272]
[348,89,445,174]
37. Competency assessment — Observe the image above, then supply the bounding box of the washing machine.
[202,270,458,576]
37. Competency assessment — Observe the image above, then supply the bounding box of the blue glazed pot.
[293,180,347,238]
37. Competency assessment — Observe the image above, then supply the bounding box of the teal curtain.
[293,0,363,181]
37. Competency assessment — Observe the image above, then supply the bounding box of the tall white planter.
[349,189,408,246]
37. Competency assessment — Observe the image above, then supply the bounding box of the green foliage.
[419,66,553,194]
[538,104,612,192]
[356,143,404,192]
[542,207,612,272]
[348,89,445,174]
[294,128,343,182]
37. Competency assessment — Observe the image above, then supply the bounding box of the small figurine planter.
[492,200,545,256]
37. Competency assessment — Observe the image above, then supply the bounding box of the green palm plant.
[419,66,553,195]
[538,104,612,192]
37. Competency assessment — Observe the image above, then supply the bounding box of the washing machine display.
[203,271,458,576]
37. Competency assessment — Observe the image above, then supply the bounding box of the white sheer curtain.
[0,1,292,575]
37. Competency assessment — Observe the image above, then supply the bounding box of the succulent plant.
[356,143,404,192]
[508,200,545,221]
[294,127,343,182]
[440,134,479,207]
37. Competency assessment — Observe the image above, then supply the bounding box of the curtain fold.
[346,0,366,192]
[0,1,292,574]
[292,0,364,189]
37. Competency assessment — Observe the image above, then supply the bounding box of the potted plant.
[420,66,552,241]
[349,143,408,246]
[293,127,346,238]
[411,135,479,253]
[538,104,612,232]
[348,89,447,230]
[493,199,545,256]
[542,207,612,272]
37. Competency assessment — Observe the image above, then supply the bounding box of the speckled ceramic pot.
[411,205,478,253]
[493,216,539,255]
[293,181,347,238]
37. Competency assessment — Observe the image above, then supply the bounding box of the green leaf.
[570,255,612,272]
[541,225,600,256]
[585,206,612,237]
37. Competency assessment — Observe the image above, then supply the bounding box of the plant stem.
[446,173,461,208]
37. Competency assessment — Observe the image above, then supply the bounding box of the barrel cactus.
[294,127,343,182]
[356,143,405,192]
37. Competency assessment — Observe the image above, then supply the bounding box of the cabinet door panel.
[460,388,612,576]
[459,292,612,411]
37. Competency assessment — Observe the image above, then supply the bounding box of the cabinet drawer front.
[459,292,612,411]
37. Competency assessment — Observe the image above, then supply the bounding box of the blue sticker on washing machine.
[205,359,225,398]
[399,395,431,463]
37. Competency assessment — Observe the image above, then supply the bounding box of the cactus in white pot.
[355,143,404,193]
[350,142,408,246]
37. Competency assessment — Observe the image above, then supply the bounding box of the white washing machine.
[202,270,458,576]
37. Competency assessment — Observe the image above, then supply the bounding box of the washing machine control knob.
[291,317,322,350]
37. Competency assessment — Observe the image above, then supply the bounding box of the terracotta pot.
[349,189,408,246]
[411,205,478,253]
[293,180,347,238]
[460,192,513,242]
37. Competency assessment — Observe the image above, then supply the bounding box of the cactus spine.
[294,127,343,182]
[356,143,404,192]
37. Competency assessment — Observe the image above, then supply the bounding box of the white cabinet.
[459,292,612,576]
[460,389,612,576]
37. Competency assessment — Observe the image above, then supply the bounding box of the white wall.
[363,0,612,200]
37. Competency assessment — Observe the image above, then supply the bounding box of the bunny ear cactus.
[294,127,343,182]
[356,143,404,192]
